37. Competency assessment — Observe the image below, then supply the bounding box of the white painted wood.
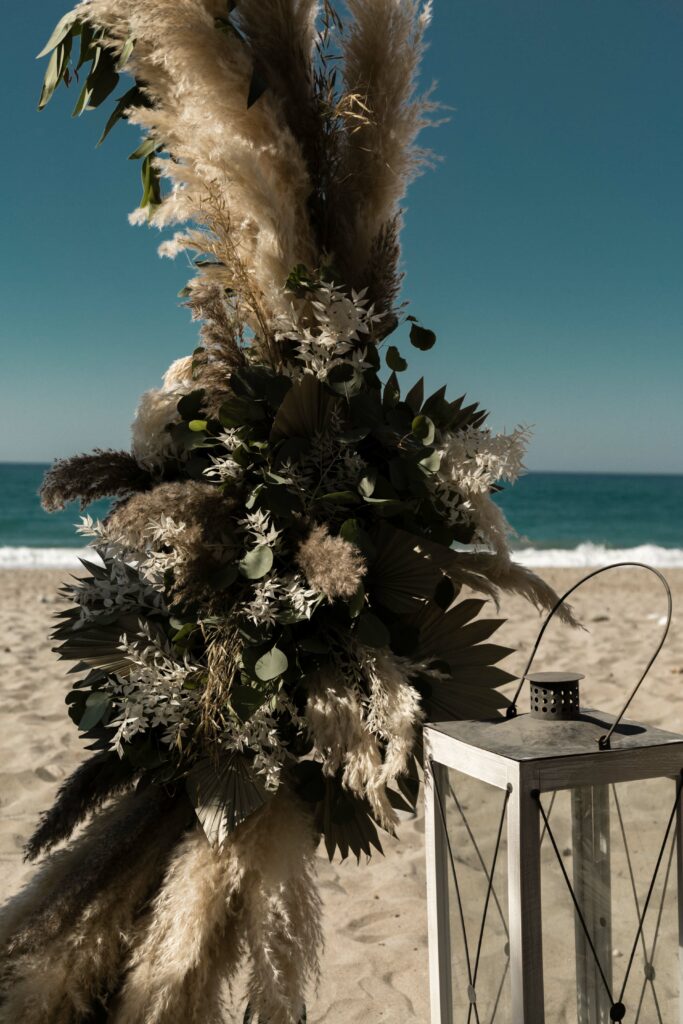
[571,786,612,1024]
[424,754,453,1024]
[423,727,514,791]
[527,745,683,793]
[507,768,545,1023]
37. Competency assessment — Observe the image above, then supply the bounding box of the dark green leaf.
[247,68,267,107]
[177,389,206,421]
[186,754,267,848]
[79,691,111,732]
[348,582,365,619]
[313,490,362,506]
[339,519,376,560]
[97,85,143,145]
[355,612,390,649]
[404,377,424,413]
[434,575,456,610]
[386,346,408,372]
[409,323,437,350]
[382,372,400,410]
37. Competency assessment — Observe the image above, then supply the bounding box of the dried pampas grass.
[296,524,366,599]
[112,828,241,1024]
[337,0,437,292]
[0,790,194,1024]
[235,788,322,1024]
[114,787,321,1024]
[24,751,137,862]
[306,660,422,832]
[79,0,317,322]
[39,450,151,512]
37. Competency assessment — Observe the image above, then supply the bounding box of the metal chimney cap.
[525,671,585,684]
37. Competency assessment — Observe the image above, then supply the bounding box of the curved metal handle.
[506,562,672,749]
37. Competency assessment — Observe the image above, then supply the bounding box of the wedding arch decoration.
[0,3,572,1022]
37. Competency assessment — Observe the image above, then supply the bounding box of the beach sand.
[2,567,682,1020]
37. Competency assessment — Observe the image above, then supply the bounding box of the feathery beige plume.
[76,0,317,326]
[296,524,366,599]
[113,828,242,1024]
[336,0,437,294]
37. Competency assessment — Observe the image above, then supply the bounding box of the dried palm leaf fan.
[0,2,574,1021]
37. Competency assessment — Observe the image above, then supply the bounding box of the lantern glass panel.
[538,777,679,1023]
[445,767,512,1022]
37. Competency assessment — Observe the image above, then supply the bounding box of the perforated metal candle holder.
[528,671,583,720]
[423,562,680,1024]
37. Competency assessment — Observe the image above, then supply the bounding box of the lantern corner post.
[507,763,545,1024]
[676,772,683,1024]
[424,742,454,1024]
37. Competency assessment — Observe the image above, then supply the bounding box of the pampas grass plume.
[296,525,365,599]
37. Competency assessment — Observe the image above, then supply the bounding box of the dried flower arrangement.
[0,2,572,1022]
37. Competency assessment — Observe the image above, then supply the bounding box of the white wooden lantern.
[424,564,681,1024]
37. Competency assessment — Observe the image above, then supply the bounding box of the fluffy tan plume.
[76,0,317,325]
[296,524,366,599]
[336,0,437,294]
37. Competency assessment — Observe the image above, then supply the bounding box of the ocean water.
[0,463,682,568]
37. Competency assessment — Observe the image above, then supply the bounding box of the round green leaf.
[409,323,437,350]
[188,419,208,432]
[412,415,436,445]
[254,646,288,681]
[386,346,408,372]
[238,545,274,580]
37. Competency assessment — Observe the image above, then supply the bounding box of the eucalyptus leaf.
[238,545,274,579]
[412,414,435,445]
[254,646,288,681]
[358,470,377,498]
[409,323,437,350]
[386,346,408,372]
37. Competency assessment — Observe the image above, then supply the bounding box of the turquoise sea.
[0,463,682,567]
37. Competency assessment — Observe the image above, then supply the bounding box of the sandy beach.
[2,567,682,1020]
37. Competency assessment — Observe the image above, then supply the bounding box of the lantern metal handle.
[506,562,673,749]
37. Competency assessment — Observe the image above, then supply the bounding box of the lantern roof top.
[427,708,683,763]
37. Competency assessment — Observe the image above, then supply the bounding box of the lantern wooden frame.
[424,712,683,1024]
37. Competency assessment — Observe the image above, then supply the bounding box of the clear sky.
[1,0,682,471]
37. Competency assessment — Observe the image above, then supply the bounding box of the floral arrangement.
[0,2,571,1022]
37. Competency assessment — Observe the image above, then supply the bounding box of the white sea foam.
[511,543,683,569]
[1,542,683,570]
[0,547,97,569]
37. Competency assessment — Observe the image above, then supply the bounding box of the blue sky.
[2,0,682,471]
